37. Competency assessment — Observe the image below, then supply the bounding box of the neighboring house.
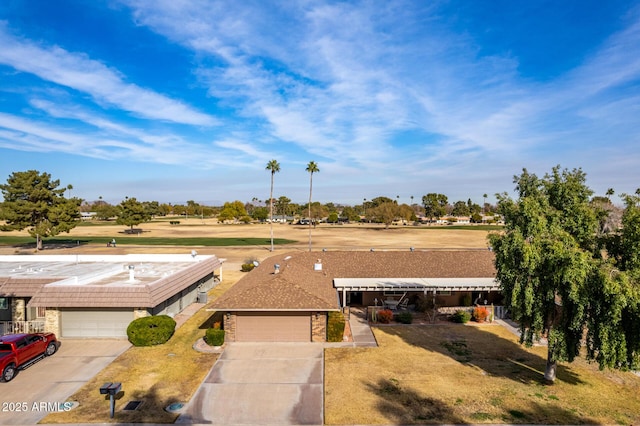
[212,250,499,343]
[80,212,97,220]
[0,254,224,338]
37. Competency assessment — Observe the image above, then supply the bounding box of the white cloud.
[0,22,217,126]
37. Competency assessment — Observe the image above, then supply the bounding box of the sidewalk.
[324,307,378,348]
[172,302,206,328]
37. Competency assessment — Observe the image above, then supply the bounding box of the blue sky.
[0,1,638,207]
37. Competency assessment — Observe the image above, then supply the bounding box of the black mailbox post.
[99,382,122,418]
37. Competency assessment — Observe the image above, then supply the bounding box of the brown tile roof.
[211,250,495,311]
[0,277,60,297]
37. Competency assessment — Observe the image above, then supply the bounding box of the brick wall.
[311,312,326,342]
[133,309,150,319]
[11,298,25,322]
[223,312,236,342]
[44,308,60,335]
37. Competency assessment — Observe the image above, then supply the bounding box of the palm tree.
[606,188,615,202]
[266,159,280,251]
[483,193,488,214]
[306,161,320,252]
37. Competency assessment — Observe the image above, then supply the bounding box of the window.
[0,298,7,310]
[437,290,452,296]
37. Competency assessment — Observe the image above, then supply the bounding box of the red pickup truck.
[0,333,58,382]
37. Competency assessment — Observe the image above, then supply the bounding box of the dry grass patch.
[325,324,640,425]
[41,272,242,424]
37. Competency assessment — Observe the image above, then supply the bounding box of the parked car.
[0,333,58,382]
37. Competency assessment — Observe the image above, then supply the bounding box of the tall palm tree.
[483,193,488,214]
[266,159,280,251]
[306,161,320,252]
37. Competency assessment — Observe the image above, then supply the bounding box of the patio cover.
[333,277,499,292]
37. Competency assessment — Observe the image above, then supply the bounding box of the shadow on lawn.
[366,378,599,425]
[379,324,584,386]
[500,400,599,425]
[9,238,92,250]
[366,378,465,424]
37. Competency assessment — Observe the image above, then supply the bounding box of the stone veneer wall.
[11,298,25,322]
[44,309,61,335]
[133,309,150,319]
[311,312,327,342]
[223,312,236,342]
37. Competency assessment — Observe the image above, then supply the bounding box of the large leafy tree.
[451,200,471,217]
[369,202,400,228]
[306,161,319,252]
[275,196,291,217]
[489,166,599,382]
[116,197,151,230]
[266,159,280,251]
[251,206,269,222]
[422,193,448,223]
[0,170,81,249]
[340,206,360,222]
[94,202,120,220]
[217,200,248,223]
[491,168,640,380]
[583,191,640,371]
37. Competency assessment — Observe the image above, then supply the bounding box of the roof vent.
[274,264,280,274]
[128,265,135,282]
[314,259,322,271]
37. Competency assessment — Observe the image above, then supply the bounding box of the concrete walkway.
[177,343,323,425]
[347,308,378,347]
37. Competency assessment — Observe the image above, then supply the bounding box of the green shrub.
[377,309,394,324]
[451,310,471,323]
[394,311,413,324]
[127,315,176,346]
[327,311,346,342]
[205,328,225,346]
[241,263,255,272]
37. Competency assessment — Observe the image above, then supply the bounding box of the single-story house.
[0,254,224,338]
[211,250,500,343]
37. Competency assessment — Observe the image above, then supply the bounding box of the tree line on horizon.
[1,167,640,381]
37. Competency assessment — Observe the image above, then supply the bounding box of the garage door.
[61,309,133,338]
[236,312,311,342]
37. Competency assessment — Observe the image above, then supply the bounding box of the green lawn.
[0,236,296,247]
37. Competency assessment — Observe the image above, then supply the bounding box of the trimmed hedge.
[451,310,471,323]
[126,315,176,346]
[327,311,346,342]
[205,328,225,346]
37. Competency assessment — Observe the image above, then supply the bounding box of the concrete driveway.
[178,343,323,425]
[0,338,130,425]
